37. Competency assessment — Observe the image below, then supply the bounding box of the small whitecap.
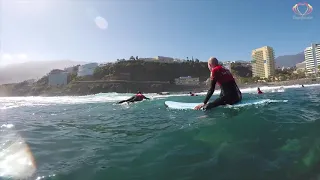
[94,16,108,30]
[1,124,14,128]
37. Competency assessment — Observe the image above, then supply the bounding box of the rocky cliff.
[0,60,258,97]
[93,60,210,82]
[0,61,211,96]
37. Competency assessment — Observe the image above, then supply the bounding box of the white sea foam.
[0,124,14,129]
[0,83,319,109]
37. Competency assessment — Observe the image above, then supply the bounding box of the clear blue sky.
[1,0,319,65]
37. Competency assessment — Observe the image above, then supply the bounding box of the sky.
[0,0,319,66]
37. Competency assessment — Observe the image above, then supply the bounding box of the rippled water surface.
[1,84,320,180]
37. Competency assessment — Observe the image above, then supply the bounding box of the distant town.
[45,43,319,87]
[0,43,319,96]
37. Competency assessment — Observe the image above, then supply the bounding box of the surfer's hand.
[194,103,205,110]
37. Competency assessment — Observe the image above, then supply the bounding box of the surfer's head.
[208,57,219,70]
[137,91,141,94]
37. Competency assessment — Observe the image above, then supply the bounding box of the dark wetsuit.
[203,65,242,110]
[118,93,149,104]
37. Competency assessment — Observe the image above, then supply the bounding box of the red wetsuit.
[135,93,146,101]
[203,65,242,110]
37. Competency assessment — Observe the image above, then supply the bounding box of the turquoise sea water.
[1,84,320,180]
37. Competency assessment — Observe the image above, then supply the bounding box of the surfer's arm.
[117,96,135,104]
[143,95,150,100]
[203,78,217,104]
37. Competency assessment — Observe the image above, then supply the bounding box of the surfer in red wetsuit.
[189,92,198,96]
[117,91,150,104]
[194,57,242,110]
[257,87,263,94]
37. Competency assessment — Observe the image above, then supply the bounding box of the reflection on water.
[0,124,36,179]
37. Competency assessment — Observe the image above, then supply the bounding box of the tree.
[297,71,306,79]
[239,77,254,83]
[252,76,260,82]
[195,58,200,63]
[231,62,252,77]
[70,73,78,81]
[136,56,139,60]
[129,56,135,61]
[72,65,79,73]
[93,66,105,79]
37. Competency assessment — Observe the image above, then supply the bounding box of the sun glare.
[0,124,37,179]
[0,53,29,66]
[6,0,51,13]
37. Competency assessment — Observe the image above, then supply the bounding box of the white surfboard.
[164,99,288,110]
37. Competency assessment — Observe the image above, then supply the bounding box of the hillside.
[0,60,255,96]
[0,60,211,96]
[0,60,86,84]
[230,62,252,77]
[275,52,305,68]
[93,60,210,82]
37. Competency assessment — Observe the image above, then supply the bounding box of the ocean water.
[1,84,320,180]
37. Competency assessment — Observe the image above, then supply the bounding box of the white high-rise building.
[304,43,320,74]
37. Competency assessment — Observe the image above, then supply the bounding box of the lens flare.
[94,16,108,30]
[0,124,36,179]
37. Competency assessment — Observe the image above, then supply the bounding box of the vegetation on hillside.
[232,64,307,83]
[93,60,210,82]
[1,58,315,97]
[275,68,306,81]
[231,63,252,77]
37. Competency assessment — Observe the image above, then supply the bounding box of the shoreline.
[0,78,319,97]
[238,77,320,88]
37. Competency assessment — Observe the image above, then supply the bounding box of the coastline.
[0,78,319,97]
